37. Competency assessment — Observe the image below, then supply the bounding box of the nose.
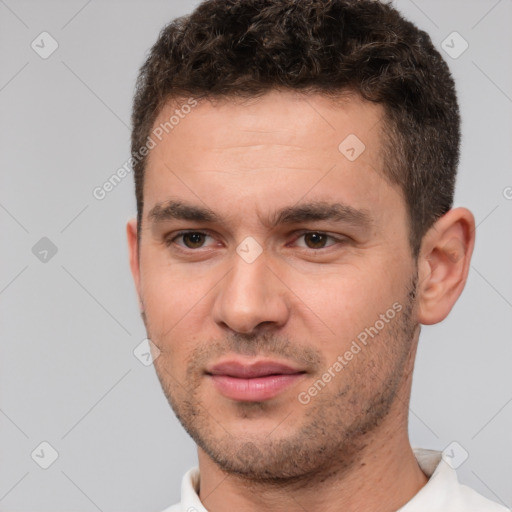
[211,248,290,334]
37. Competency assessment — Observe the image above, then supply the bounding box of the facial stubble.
[145,270,419,487]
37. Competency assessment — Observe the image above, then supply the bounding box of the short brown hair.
[131,0,460,258]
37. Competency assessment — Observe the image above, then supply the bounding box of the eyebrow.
[148,199,373,230]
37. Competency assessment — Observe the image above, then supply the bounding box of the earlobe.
[126,217,143,312]
[417,207,476,325]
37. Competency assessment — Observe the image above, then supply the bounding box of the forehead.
[148,90,385,163]
[142,90,401,230]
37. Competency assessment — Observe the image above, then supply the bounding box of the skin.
[127,89,475,512]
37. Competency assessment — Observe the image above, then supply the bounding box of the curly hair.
[131,0,460,258]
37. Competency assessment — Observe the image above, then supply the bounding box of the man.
[126,0,507,511]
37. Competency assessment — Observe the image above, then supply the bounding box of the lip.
[206,359,306,401]
[206,360,306,402]
[207,360,304,378]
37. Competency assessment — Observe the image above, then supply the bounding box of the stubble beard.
[146,271,419,486]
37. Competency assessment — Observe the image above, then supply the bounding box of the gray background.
[1,0,511,510]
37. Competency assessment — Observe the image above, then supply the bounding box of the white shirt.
[162,448,509,512]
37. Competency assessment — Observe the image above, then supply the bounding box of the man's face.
[129,90,420,480]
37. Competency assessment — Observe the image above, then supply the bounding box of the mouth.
[206,359,307,401]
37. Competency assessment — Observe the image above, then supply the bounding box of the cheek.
[139,257,215,348]
[141,248,192,302]
[292,260,405,346]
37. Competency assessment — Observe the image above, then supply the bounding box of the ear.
[126,217,143,312]
[417,207,475,325]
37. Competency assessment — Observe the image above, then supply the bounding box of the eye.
[292,231,344,250]
[166,231,216,250]
[165,230,346,253]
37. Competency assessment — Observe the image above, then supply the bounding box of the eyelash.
[165,230,347,252]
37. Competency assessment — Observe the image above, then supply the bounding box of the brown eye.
[182,232,207,248]
[292,231,344,251]
[166,231,213,250]
[303,232,328,249]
